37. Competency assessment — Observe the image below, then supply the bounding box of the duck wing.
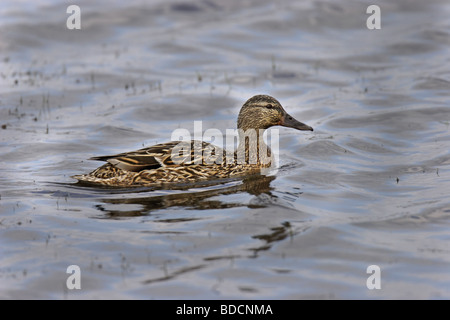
[90,140,225,172]
[90,141,181,172]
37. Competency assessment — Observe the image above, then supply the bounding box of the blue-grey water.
[1,0,449,299]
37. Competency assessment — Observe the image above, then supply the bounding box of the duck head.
[237,95,313,132]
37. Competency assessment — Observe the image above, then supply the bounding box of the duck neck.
[236,128,272,166]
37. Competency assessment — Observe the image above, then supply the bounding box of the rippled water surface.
[1,0,450,299]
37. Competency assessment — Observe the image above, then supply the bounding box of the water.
[1,0,449,299]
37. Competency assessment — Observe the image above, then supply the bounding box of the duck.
[72,95,313,187]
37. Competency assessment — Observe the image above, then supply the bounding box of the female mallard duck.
[72,95,313,186]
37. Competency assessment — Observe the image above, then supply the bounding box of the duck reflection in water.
[93,173,276,218]
[89,173,307,256]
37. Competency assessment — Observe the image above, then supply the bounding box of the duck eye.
[266,104,273,109]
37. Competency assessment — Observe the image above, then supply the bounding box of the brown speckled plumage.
[72,95,313,187]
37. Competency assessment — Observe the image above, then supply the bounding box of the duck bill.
[281,113,313,131]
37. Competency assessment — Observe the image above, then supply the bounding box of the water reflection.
[73,173,312,262]
[82,174,276,218]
